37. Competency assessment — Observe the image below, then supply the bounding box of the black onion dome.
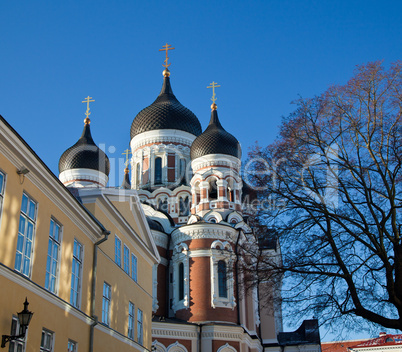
[130,75,202,139]
[59,122,110,175]
[146,217,165,232]
[190,108,241,160]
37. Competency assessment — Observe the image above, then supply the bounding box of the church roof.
[59,120,110,175]
[190,106,241,160]
[130,71,202,139]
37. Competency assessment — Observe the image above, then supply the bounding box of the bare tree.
[244,61,402,331]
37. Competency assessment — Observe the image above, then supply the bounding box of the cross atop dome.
[207,81,220,110]
[159,43,175,68]
[82,96,95,124]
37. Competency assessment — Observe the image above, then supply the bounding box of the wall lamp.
[1,298,34,348]
[17,168,30,175]
[17,168,30,185]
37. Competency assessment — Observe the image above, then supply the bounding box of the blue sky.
[1,0,402,339]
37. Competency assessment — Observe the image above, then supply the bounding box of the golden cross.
[207,81,221,104]
[159,43,175,68]
[82,96,95,119]
[122,149,132,167]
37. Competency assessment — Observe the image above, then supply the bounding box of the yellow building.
[0,114,159,351]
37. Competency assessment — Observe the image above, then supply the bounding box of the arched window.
[136,163,141,187]
[179,159,186,180]
[209,179,218,200]
[158,198,168,212]
[218,260,227,298]
[155,157,162,184]
[179,196,190,216]
[178,262,184,301]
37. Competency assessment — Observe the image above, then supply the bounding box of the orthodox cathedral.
[55,46,321,351]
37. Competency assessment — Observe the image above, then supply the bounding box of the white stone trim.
[59,168,109,187]
[171,243,189,312]
[152,340,167,352]
[210,246,236,309]
[217,343,237,352]
[152,264,159,313]
[130,129,196,151]
[191,154,241,172]
[167,341,188,352]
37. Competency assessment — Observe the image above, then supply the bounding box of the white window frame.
[115,235,122,267]
[131,253,138,282]
[171,243,189,312]
[210,240,236,309]
[128,301,135,340]
[40,328,54,352]
[8,316,25,352]
[137,308,143,345]
[45,218,62,294]
[123,245,130,275]
[102,282,111,325]
[67,339,77,352]
[15,192,37,277]
[70,238,83,308]
[0,170,6,228]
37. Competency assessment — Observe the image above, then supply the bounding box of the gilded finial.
[159,43,175,69]
[122,149,132,167]
[207,81,220,110]
[82,96,95,124]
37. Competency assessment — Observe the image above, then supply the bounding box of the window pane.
[70,239,82,308]
[218,260,228,298]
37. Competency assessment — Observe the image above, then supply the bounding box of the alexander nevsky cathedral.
[55,45,321,352]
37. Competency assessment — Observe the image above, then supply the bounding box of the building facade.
[0,115,159,351]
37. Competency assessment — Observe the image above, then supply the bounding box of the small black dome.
[130,74,202,139]
[190,108,241,160]
[146,217,165,232]
[59,122,110,175]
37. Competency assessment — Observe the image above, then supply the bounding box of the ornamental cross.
[122,149,132,167]
[82,96,95,119]
[159,43,175,68]
[207,81,221,104]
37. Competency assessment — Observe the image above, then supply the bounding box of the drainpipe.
[234,229,242,326]
[89,230,110,352]
[197,323,203,352]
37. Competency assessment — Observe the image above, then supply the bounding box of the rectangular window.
[70,239,82,308]
[123,245,130,274]
[67,340,77,352]
[128,301,135,340]
[0,171,5,224]
[137,308,143,345]
[131,253,137,282]
[45,219,61,293]
[102,282,111,325]
[40,329,53,352]
[15,193,37,277]
[8,316,25,352]
[115,236,121,266]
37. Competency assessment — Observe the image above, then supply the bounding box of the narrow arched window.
[158,198,168,212]
[179,262,184,301]
[209,179,218,200]
[179,159,186,181]
[155,157,162,184]
[136,163,141,186]
[218,260,227,298]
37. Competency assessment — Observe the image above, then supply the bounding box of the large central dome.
[130,71,202,139]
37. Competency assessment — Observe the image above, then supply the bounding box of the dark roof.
[130,75,202,139]
[59,122,110,175]
[0,114,107,233]
[146,217,165,232]
[277,319,320,346]
[190,108,241,160]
